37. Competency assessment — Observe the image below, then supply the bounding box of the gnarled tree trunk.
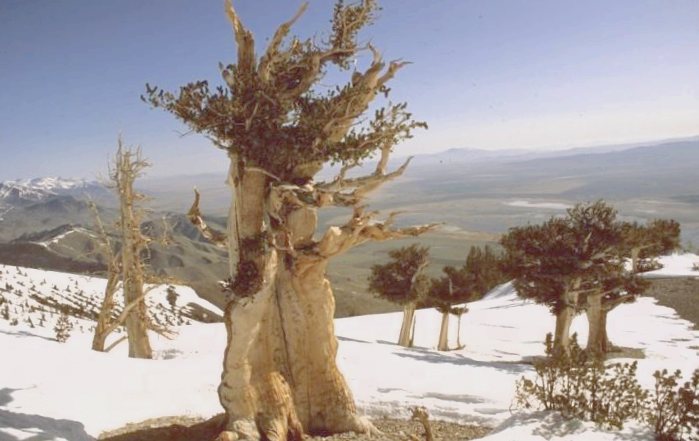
[398,302,416,347]
[217,167,373,439]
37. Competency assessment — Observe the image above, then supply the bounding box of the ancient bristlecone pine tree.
[144,1,434,438]
[368,245,431,347]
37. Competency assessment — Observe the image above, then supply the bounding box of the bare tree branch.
[187,188,228,248]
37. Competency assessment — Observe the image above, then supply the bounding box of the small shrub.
[514,333,647,430]
[645,368,699,441]
[54,313,73,343]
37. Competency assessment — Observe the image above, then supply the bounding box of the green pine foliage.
[501,201,625,315]
[142,0,425,183]
[429,245,506,313]
[54,312,73,343]
[367,244,430,305]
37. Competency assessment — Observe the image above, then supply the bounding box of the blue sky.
[1,0,697,180]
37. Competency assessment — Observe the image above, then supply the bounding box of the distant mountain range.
[0,177,108,204]
[1,137,698,317]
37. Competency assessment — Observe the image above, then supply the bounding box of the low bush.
[515,334,699,439]
[514,333,646,429]
[645,368,699,441]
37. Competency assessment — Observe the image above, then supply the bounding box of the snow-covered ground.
[643,252,699,278]
[0,255,698,440]
[0,264,222,335]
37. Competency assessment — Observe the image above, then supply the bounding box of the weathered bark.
[218,176,374,439]
[398,302,416,347]
[585,292,604,355]
[115,147,152,360]
[437,311,450,351]
[90,200,121,353]
[91,269,119,352]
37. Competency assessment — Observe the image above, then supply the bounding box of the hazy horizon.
[2,0,697,180]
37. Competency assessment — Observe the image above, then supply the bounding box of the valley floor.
[0,254,698,441]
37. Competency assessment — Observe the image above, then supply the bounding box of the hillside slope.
[0,255,697,440]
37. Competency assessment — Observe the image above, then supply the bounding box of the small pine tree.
[368,245,430,347]
[166,285,179,310]
[54,313,73,343]
[429,245,506,350]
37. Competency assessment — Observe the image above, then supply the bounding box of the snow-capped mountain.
[0,177,107,206]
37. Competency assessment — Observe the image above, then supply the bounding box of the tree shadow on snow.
[0,329,55,343]
[0,409,94,441]
[337,335,372,344]
[394,348,530,375]
[0,388,93,441]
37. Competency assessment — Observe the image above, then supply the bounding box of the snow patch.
[505,200,572,210]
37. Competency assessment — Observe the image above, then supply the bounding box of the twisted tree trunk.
[216,164,375,440]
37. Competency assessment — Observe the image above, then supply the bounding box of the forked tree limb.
[188,188,228,248]
[101,284,159,338]
[314,208,439,259]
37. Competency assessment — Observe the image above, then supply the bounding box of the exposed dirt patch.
[645,277,699,329]
[99,414,491,441]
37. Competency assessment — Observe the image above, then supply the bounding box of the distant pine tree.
[54,313,73,343]
[368,245,430,347]
[429,245,506,350]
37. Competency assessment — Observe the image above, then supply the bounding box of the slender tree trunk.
[585,292,604,356]
[600,308,613,352]
[91,269,119,352]
[218,165,371,440]
[437,310,450,351]
[455,313,463,349]
[631,248,639,273]
[398,302,416,347]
